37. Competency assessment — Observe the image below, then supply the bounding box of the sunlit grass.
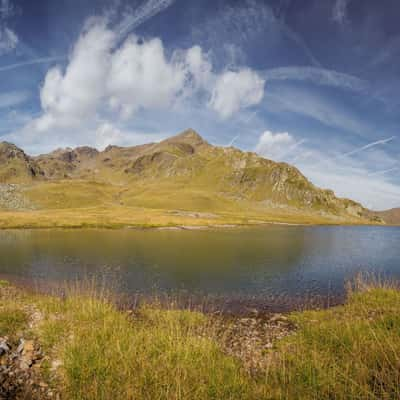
[265,278,400,399]
[1,276,399,399]
[0,179,374,229]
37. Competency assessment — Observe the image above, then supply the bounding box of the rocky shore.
[213,313,295,374]
[0,336,56,399]
[0,283,297,399]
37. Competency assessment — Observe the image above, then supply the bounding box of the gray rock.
[0,341,10,356]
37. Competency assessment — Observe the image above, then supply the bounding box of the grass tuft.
[1,277,399,399]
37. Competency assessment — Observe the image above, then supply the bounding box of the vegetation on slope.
[0,129,383,227]
[1,278,399,399]
[374,208,400,225]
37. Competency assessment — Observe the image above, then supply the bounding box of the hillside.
[0,129,383,227]
[375,208,400,225]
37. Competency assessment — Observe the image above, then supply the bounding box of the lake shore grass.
[0,205,382,230]
[1,277,400,399]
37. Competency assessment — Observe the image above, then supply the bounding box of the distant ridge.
[374,208,400,225]
[0,129,386,223]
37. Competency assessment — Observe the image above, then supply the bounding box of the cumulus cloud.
[209,69,265,119]
[184,45,213,90]
[255,130,302,161]
[26,17,265,138]
[107,36,186,118]
[255,130,400,210]
[37,19,115,131]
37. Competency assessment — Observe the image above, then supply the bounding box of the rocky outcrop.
[0,336,55,399]
[0,184,33,210]
[0,130,376,220]
[0,142,43,183]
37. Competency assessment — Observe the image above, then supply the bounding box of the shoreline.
[0,218,390,231]
[1,278,399,399]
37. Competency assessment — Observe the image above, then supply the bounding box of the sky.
[0,0,399,210]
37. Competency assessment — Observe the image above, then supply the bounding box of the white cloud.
[184,45,213,90]
[263,84,370,136]
[255,130,400,210]
[115,0,176,39]
[94,121,167,150]
[0,90,29,109]
[20,16,264,142]
[255,130,302,161]
[264,67,369,94]
[37,19,115,131]
[107,35,186,118]
[0,27,17,54]
[209,69,265,119]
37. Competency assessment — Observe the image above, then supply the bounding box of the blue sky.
[0,0,399,210]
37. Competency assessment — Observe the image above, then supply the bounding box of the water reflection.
[0,226,399,311]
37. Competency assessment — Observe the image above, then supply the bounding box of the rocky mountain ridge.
[0,130,390,222]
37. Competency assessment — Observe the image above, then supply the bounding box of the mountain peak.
[166,129,208,147]
[0,141,28,160]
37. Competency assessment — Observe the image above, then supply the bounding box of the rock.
[270,313,288,323]
[22,340,35,355]
[0,341,10,356]
[17,338,25,353]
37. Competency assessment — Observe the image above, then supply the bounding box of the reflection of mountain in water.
[0,227,399,310]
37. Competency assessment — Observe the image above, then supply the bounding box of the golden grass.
[0,179,372,229]
[1,277,399,399]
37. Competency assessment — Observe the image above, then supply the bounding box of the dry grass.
[265,276,400,399]
[1,277,399,399]
[0,178,376,229]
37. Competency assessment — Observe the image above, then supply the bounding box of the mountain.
[0,129,382,225]
[0,142,43,183]
[374,208,400,225]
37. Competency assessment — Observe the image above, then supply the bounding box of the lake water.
[0,226,399,312]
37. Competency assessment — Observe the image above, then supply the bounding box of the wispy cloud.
[0,56,65,73]
[227,111,258,146]
[339,136,396,158]
[332,0,350,24]
[368,167,399,177]
[116,0,176,39]
[192,0,321,67]
[255,130,400,210]
[0,0,176,73]
[0,0,18,55]
[263,66,369,94]
[0,90,29,108]
[263,84,370,136]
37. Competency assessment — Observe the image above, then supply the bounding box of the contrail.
[368,167,399,177]
[227,111,258,146]
[340,136,396,158]
[0,56,65,73]
[280,139,307,159]
[0,0,176,74]
[228,135,240,147]
[116,0,176,39]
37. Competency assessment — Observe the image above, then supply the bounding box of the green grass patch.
[0,307,28,336]
[36,296,261,400]
[2,279,400,399]
[265,285,400,399]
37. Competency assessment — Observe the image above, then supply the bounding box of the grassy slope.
[375,208,400,225]
[0,131,382,228]
[0,180,372,228]
[1,280,399,399]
